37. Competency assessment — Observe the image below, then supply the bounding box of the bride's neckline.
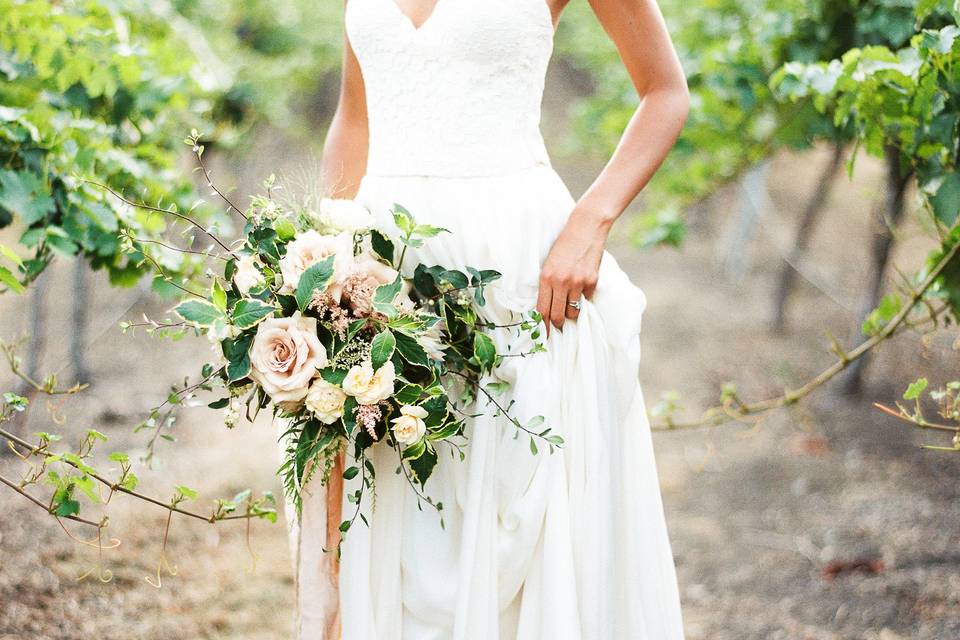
[384,0,445,33]
[350,0,558,38]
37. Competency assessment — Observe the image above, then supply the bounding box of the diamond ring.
[567,299,582,311]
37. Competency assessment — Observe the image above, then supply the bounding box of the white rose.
[233,254,265,294]
[342,360,395,405]
[248,313,327,403]
[305,378,347,424]
[391,404,428,446]
[319,198,375,233]
[278,230,353,294]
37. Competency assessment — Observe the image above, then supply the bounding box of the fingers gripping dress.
[284,1,686,638]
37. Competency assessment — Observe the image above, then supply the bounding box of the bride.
[284,0,690,638]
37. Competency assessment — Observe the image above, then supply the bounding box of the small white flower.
[319,198,375,234]
[391,404,428,446]
[342,360,395,405]
[223,402,240,428]
[233,254,265,294]
[305,378,347,424]
[417,320,448,361]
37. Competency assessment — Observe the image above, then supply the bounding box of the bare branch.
[652,236,960,431]
[84,179,234,254]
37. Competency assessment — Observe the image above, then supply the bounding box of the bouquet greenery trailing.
[157,135,557,532]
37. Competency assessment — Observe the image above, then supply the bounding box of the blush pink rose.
[249,313,328,404]
[339,252,400,315]
[278,230,353,295]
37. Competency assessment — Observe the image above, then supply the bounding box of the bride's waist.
[364,126,552,179]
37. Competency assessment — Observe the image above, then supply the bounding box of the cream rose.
[391,404,428,446]
[233,254,265,294]
[342,360,395,405]
[249,313,327,403]
[278,230,353,294]
[319,198,375,233]
[305,378,347,424]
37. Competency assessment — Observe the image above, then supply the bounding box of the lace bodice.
[345,0,555,177]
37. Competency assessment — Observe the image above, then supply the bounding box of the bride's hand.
[536,208,611,335]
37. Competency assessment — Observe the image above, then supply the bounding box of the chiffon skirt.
[283,165,684,639]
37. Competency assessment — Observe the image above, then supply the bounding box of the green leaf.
[343,466,360,480]
[231,299,276,329]
[369,330,396,370]
[75,476,99,503]
[0,170,55,225]
[413,223,449,239]
[427,417,463,441]
[0,265,24,294]
[916,0,941,21]
[54,498,80,517]
[76,200,118,231]
[413,264,441,297]
[370,229,395,264]
[373,273,403,315]
[401,438,426,460]
[295,256,336,311]
[121,471,139,491]
[441,269,469,290]
[342,396,359,435]
[320,367,348,386]
[211,279,228,312]
[861,293,902,336]
[395,383,425,404]
[903,378,929,400]
[224,333,253,382]
[394,330,429,367]
[930,172,960,227]
[392,205,415,236]
[174,299,225,327]
[0,243,23,267]
[274,217,297,241]
[409,442,438,486]
[473,333,497,370]
[422,395,448,428]
[44,227,78,256]
[176,485,198,500]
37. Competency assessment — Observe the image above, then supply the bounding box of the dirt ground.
[2,84,959,638]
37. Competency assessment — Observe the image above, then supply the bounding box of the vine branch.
[652,236,960,431]
[84,179,234,254]
[1,427,263,525]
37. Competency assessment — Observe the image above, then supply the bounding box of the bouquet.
[165,169,560,533]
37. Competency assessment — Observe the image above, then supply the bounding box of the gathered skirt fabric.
[283,165,684,639]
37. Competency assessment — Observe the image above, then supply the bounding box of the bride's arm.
[321,7,369,198]
[537,0,688,333]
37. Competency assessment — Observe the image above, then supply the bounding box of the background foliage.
[0,0,216,293]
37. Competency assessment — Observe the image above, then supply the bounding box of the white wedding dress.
[284,1,685,638]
